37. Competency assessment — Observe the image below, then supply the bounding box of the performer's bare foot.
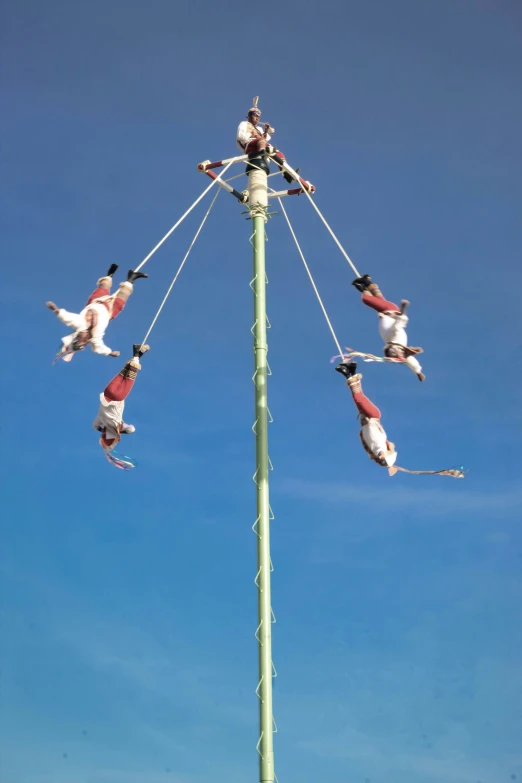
[417,372,426,382]
[109,350,120,357]
[46,301,59,313]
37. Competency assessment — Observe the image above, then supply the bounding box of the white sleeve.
[56,309,84,329]
[406,355,422,375]
[90,337,112,356]
[237,121,251,148]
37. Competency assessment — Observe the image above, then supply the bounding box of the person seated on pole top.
[237,97,272,155]
[236,97,295,183]
[352,274,425,382]
[46,265,148,362]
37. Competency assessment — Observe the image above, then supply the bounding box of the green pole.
[249,168,275,783]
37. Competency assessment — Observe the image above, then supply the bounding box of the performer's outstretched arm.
[90,335,115,357]
[54,308,84,329]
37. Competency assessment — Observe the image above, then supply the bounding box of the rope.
[244,155,359,279]
[139,189,220,347]
[301,187,360,277]
[277,197,343,357]
[225,170,283,184]
[134,160,234,273]
[274,160,360,277]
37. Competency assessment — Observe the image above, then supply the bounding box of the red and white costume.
[236,100,295,184]
[55,277,133,360]
[362,291,423,377]
[237,120,272,154]
[347,373,397,468]
[93,359,139,451]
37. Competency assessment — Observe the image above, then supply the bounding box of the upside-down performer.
[351,274,425,382]
[335,360,464,478]
[236,97,297,184]
[46,265,147,362]
[336,360,398,469]
[92,344,150,469]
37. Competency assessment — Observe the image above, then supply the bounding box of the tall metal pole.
[249,167,275,783]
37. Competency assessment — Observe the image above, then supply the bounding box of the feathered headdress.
[247,96,261,116]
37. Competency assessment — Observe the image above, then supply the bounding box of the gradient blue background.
[1,1,521,782]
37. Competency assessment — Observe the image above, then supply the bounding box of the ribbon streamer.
[53,344,75,364]
[331,347,407,365]
[105,449,137,471]
[389,465,466,479]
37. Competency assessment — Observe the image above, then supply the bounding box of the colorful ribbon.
[330,347,407,365]
[389,465,466,479]
[104,449,137,470]
[53,344,75,364]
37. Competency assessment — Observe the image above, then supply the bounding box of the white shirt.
[237,121,271,151]
[378,312,408,347]
[379,311,423,375]
[361,419,397,467]
[93,393,125,442]
[61,301,113,356]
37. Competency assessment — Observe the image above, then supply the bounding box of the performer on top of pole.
[46,265,148,362]
[352,274,425,382]
[236,97,297,184]
[237,98,273,156]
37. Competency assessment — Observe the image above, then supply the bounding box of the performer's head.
[359,414,398,468]
[384,344,406,360]
[247,99,261,125]
[71,330,91,352]
[99,433,117,453]
[376,439,398,467]
[383,446,398,467]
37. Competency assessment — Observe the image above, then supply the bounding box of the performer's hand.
[263,122,271,134]
[109,350,120,357]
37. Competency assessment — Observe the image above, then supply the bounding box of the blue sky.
[1,1,521,782]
